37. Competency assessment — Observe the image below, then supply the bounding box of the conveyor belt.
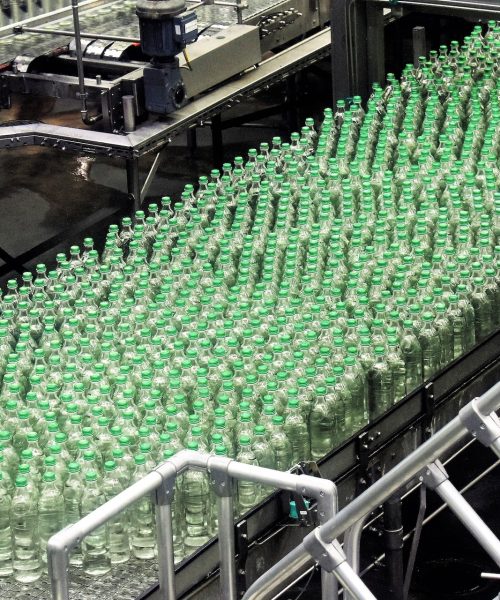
[1,330,498,600]
[0,0,286,63]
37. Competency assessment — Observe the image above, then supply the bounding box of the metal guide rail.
[1,329,497,600]
[243,378,500,600]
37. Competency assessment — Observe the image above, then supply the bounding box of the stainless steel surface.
[0,28,331,157]
[180,24,261,98]
[242,382,500,600]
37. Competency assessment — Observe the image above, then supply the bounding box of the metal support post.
[421,461,500,568]
[154,461,177,600]
[211,113,224,166]
[366,2,386,88]
[141,148,168,201]
[383,495,404,600]
[412,27,426,68]
[209,455,238,600]
[126,157,141,211]
[330,0,352,103]
[344,517,369,600]
[459,398,500,459]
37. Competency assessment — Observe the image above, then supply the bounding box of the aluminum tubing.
[434,479,500,568]
[343,517,369,600]
[217,494,238,600]
[334,560,378,600]
[49,470,163,553]
[155,501,176,600]
[156,450,210,476]
[242,543,314,600]
[227,461,304,491]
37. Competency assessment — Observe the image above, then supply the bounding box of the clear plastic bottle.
[63,462,84,566]
[0,472,12,576]
[182,441,210,552]
[129,454,156,559]
[103,460,130,565]
[235,435,260,515]
[81,470,111,576]
[38,471,65,572]
[11,475,42,583]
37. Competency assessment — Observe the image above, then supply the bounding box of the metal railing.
[242,380,500,600]
[47,451,338,600]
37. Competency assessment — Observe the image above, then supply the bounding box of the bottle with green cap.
[38,471,65,572]
[81,470,111,575]
[268,416,292,471]
[251,426,275,499]
[418,312,442,381]
[0,471,12,576]
[103,460,130,565]
[400,320,422,395]
[11,475,41,582]
[130,454,156,559]
[235,435,260,515]
[63,462,84,566]
[283,398,310,464]
[182,441,210,552]
[368,346,393,420]
[309,386,340,462]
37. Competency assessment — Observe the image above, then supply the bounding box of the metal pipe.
[344,517,369,600]
[15,25,139,42]
[71,0,102,125]
[123,95,136,133]
[434,479,500,568]
[412,26,426,68]
[155,501,176,600]
[154,462,177,600]
[334,560,378,600]
[218,494,238,600]
[242,382,500,600]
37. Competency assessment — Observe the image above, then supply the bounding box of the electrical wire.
[289,565,317,600]
[183,48,193,71]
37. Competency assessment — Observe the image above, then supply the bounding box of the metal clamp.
[208,455,234,497]
[459,398,500,456]
[303,530,346,572]
[419,460,449,491]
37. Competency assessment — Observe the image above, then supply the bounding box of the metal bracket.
[290,461,323,527]
[356,431,377,493]
[154,461,177,505]
[459,398,500,450]
[208,455,234,497]
[303,530,346,573]
[419,460,449,491]
[235,519,248,599]
[423,381,436,440]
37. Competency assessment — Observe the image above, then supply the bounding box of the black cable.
[290,565,316,600]
[403,484,427,599]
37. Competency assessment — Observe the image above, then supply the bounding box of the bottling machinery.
[0,0,330,129]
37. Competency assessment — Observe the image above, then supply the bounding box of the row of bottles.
[0,22,499,583]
